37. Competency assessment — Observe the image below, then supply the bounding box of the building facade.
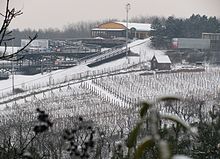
[91,22,151,39]
[202,33,220,51]
[202,33,220,40]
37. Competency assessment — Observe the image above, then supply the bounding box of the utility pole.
[12,39,15,94]
[12,61,15,94]
[126,3,131,64]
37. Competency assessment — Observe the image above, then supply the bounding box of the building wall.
[92,30,149,39]
[91,30,125,38]
[151,57,157,70]
[135,31,149,39]
[171,38,210,49]
[202,33,220,51]
[202,33,220,40]
[210,40,220,51]
[157,63,171,70]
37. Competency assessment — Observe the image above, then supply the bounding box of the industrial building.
[202,33,220,51]
[91,22,152,39]
[202,33,220,40]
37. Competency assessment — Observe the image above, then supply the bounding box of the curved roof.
[93,21,152,32]
[98,22,126,29]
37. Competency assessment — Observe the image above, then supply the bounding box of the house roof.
[153,55,171,63]
[116,22,152,31]
[93,22,152,32]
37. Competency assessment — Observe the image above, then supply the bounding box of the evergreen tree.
[150,18,168,49]
[165,16,184,39]
[207,16,220,33]
[150,14,220,49]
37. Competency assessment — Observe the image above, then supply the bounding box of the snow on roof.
[116,22,152,31]
[92,28,125,31]
[202,32,220,35]
[154,55,171,63]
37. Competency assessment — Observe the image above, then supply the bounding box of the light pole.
[126,3,131,64]
[11,39,15,94]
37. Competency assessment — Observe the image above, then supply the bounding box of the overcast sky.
[1,0,220,30]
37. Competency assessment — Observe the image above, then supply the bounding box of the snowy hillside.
[0,38,166,134]
[0,38,164,100]
[0,38,220,139]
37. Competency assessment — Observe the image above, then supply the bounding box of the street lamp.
[126,3,131,64]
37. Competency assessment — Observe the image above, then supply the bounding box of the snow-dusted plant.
[123,96,197,159]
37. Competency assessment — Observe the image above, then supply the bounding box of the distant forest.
[150,14,220,49]
[10,21,103,46]
[9,14,220,47]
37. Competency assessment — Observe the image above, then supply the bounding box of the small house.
[151,55,171,70]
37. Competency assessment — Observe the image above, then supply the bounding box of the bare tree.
[0,0,37,61]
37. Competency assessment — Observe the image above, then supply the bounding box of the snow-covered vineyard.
[0,83,138,135]
[0,66,220,132]
[92,67,220,102]
[0,38,220,136]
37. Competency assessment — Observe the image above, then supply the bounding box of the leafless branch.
[0,0,37,61]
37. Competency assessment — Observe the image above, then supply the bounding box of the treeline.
[10,16,157,46]
[10,19,120,46]
[9,14,220,48]
[10,21,101,46]
[150,14,220,49]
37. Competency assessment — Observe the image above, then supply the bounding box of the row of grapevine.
[0,83,138,136]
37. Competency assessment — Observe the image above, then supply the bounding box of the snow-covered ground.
[0,38,168,133]
[0,38,164,99]
[0,38,219,134]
